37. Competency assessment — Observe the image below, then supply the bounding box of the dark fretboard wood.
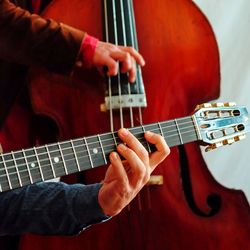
[104,0,145,97]
[0,116,198,192]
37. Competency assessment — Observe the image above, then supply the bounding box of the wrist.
[78,33,99,68]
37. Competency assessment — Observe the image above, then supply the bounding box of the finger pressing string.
[144,131,170,169]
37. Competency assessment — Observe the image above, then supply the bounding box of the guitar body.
[17,0,249,249]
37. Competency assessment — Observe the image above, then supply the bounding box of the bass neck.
[0,103,249,193]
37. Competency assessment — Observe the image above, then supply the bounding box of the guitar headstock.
[193,102,250,151]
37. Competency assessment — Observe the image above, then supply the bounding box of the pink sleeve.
[79,34,99,68]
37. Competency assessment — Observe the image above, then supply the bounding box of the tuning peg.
[212,102,224,107]
[195,103,212,110]
[224,102,236,107]
[205,134,246,152]
[223,138,235,145]
[205,141,223,152]
[234,134,246,141]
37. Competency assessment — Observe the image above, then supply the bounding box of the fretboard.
[0,116,198,192]
[103,0,146,100]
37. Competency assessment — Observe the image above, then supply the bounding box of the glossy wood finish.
[19,0,250,249]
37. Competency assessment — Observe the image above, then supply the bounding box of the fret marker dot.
[93,148,98,154]
[54,157,59,163]
[30,163,36,168]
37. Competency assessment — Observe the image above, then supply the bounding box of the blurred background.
[193,0,250,201]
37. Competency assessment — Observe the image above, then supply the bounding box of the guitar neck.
[0,115,198,192]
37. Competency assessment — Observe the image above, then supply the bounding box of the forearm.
[0,182,109,236]
[0,0,84,74]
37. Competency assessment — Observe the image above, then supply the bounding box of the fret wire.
[0,116,199,190]
[98,134,108,165]
[70,140,81,172]
[0,139,160,187]
[0,117,193,161]
[0,119,196,169]
[0,129,199,184]
[0,152,105,182]
[22,149,33,184]
[112,131,118,147]
[1,155,12,189]
[33,147,45,181]
[84,138,94,168]
[174,119,183,144]
[158,122,164,137]
[45,145,56,178]
[141,124,151,153]
[0,153,105,187]
[0,117,194,164]
[23,149,43,183]
[11,152,22,187]
[192,115,202,140]
[0,120,195,169]
[58,142,68,175]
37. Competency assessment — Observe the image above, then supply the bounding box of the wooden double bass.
[16,0,249,249]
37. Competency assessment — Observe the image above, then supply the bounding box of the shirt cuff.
[78,34,99,68]
[73,183,111,234]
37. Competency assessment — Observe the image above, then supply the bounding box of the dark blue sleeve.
[0,182,110,236]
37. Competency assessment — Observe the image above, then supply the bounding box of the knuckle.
[123,147,136,159]
[143,170,150,183]
[137,168,146,180]
[155,133,162,141]
[128,46,136,54]
[163,145,170,157]
[109,43,117,50]
[124,52,131,61]
[120,183,130,197]
[138,146,148,157]
[110,61,118,72]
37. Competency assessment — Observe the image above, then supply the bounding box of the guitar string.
[0,118,195,166]
[120,0,143,228]
[0,123,196,176]
[112,0,124,129]
[0,122,196,174]
[104,0,115,132]
[0,122,198,185]
[0,134,195,189]
[0,122,199,183]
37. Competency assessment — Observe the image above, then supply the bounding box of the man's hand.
[92,41,145,83]
[98,128,170,216]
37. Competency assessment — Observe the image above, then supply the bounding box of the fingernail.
[130,77,136,83]
[119,128,129,136]
[145,131,153,137]
[110,152,118,160]
[118,144,127,151]
[141,58,146,66]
